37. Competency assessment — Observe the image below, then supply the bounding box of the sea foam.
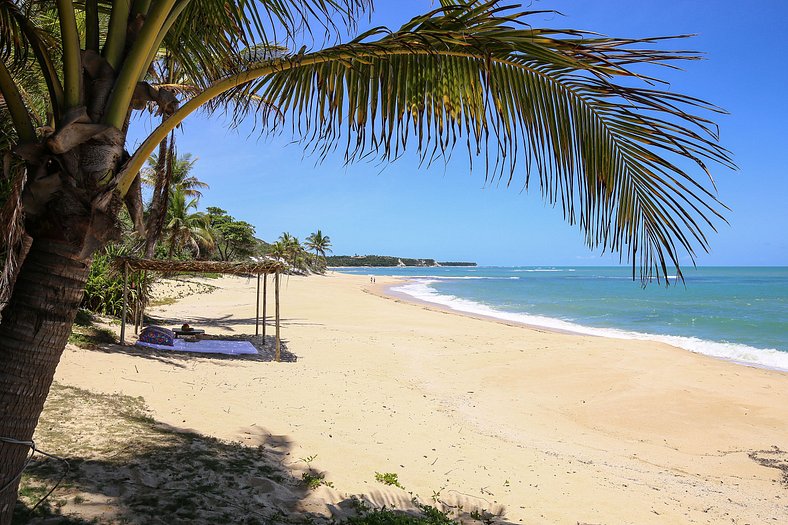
[392,279,788,372]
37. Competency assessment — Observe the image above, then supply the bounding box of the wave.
[400,276,520,281]
[512,268,576,272]
[391,279,788,372]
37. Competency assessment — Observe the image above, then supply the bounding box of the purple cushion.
[139,326,175,346]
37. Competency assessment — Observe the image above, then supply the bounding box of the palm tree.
[141,149,209,255]
[143,152,208,200]
[163,189,214,257]
[306,230,332,272]
[305,230,332,259]
[276,232,303,269]
[268,240,288,262]
[0,2,733,515]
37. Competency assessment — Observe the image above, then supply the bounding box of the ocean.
[334,266,788,371]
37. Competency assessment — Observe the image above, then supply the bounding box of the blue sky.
[128,0,788,266]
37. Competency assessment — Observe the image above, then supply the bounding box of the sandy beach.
[51,272,788,524]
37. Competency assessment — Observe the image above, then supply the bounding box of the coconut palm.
[141,149,209,253]
[277,232,302,267]
[0,1,734,515]
[163,188,214,257]
[268,240,288,262]
[305,230,332,272]
[305,230,332,259]
[143,152,207,200]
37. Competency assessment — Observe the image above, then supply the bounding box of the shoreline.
[362,273,788,374]
[365,277,583,338]
[52,272,788,524]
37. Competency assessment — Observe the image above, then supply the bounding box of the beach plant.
[299,453,334,489]
[375,471,405,489]
[302,470,334,490]
[82,244,155,319]
[343,497,456,525]
[0,1,734,519]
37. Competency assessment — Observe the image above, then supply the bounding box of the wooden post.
[262,273,267,338]
[134,285,141,335]
[255,273,260,337]
[139,271,146,331]
[120,262,128,345]
[275,270,280,362]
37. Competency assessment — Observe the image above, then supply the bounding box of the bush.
[82,245,155,319]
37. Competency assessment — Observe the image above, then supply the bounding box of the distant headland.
[326,255,476,267]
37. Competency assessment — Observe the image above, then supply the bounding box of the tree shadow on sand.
[15,384,519,525]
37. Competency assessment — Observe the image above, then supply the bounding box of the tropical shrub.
[82,245,154,319]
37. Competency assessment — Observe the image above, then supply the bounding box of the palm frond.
[0,1,63,130]
[223,2,733,282]
[161,1,372,93]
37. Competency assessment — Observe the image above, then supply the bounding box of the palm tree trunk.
[144,128,174,258]
[0,239,92,523]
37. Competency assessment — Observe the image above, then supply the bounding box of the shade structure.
[114,257,285,276]
[114,257,285,361]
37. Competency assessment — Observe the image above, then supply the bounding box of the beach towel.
[135,338,258,355]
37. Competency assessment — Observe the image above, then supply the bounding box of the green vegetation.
[81,244,156,318]
[343,497,456,525]
[68,310,116,349]
[206,207,259,261]
[267,232,327,274]
[436,262,477,267]
[302,471,334,490]
[326,256,477,267]
[375,472,404,489]
[328,256,436,267]
[299,454,334,490]
[143,152,269,264]
[76,152,329,317]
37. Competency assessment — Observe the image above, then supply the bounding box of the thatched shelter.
[114,257,286,361]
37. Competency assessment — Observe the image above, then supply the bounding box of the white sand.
[54,273,788,523]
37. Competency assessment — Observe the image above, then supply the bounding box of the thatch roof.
[114,257,285,275]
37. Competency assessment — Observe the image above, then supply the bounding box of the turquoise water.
[335,266,788,370]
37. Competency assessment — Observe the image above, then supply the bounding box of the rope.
[0,436,70,510]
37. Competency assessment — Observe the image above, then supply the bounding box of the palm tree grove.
[0,1,735,523]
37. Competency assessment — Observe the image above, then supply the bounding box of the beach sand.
[53,272,788,524]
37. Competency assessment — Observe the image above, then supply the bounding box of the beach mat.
[135,338,258,355]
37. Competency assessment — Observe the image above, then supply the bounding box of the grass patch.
[68,310,116,349]
[148,296,178,307]
[73,309,94,327]
[68,324,116,349]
